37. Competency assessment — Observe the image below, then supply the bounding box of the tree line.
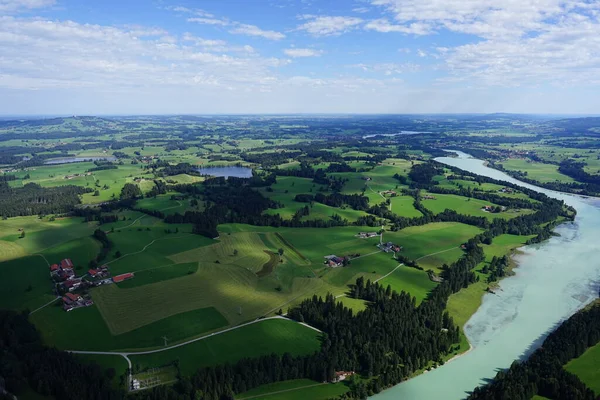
[0,310,124,400]
[0,182,90,218]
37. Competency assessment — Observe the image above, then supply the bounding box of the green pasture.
[135,192,205,215]
[421,193,533,221]
[500,158,575,183]
[377,264,437,304]
[385,222,483,263]
[390,195,422,218]
[129,318,321,376]
[564,342,600,395]
[117,262,199,288]
[92,231,323,335]
[260,176,370,222]
[0,255,54,311]
[75,354,129,389]
[237,379,350,400]
[31,304,228,351]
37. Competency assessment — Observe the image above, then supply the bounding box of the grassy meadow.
[564,342,600,395]
[236,379,350,400]
[129,318,321,376]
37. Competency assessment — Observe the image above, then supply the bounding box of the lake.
[372,150,600,399]
[362,131,428,139]
[44,156,117,165]
[197,166,253,179]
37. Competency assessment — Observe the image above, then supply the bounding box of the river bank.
[371,151,599,400]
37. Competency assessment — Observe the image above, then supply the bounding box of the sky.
[0,0,599,115]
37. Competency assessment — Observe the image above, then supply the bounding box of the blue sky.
[0,0,599,115]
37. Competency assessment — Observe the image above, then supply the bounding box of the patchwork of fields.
[0,149,558,395]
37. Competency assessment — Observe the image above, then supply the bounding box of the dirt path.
[237,382,327,400]
[105,234,192,266]
[28,297,60,315]
[415,246,459,261]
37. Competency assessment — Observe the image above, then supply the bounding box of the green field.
[260,176,370,222]
[500,158,575,183]
[237,379,350,400]
[75,354,129,389]
[91,231,322,335]
[421,193,533,221]
[130,318,321,376]
[564,342,600,395]
[31,304,228,351]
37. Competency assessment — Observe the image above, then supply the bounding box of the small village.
[49,258,134,312]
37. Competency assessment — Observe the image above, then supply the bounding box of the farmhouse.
[88,265,109,278]
[378,241,402,253]
[61,292,93,312]
[380,190,397,196]
[332,371,355,383]
[62,292,81,304]
[422,195,437,200]
[324,255,345,268]
[113,272,134,283]
[60,258,74,269]
[357,232,378,239]
[499,187,514,194]
[62,278,82,292]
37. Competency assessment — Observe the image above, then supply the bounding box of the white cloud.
[352,7,370,13]
[367,0,600,87]
[187,17,229,26]
[0,16,289,92]
[229,24,285,40]
[0,0,54,13]
[296,15,363,36]
[350,62,420,75]
[175,7,285,40]
[417,49,427,57]
[364,18,432,35]
[283,48,323,57]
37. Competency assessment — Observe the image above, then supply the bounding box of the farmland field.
[0,114,580,399]
[421,193,533,220]
[129,318,321,376]
[31,304,228,351]
[564,342,600,395]
[236,379,350,400]
[499,158,576,183]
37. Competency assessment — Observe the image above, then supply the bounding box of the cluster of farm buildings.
[324,255,350,268]
[49,259,134,312]
[64,172,92,180]
[378,242,403,253]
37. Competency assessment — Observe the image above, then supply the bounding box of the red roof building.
[50,264,59,272]
[113,273,134,283]
[60,259,74,269]
[88,269,98,277]
[65,293,81,302]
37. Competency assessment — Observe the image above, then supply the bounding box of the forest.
[0,310,124,400]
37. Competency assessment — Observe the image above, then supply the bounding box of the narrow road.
[29,297,60,315]
[237,382,327,400]
[105,234,192,266]
[415,246,458,261]
[67,316,320,360]
[374,263,404,282]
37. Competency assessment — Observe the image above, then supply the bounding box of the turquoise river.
[372,151,600,399]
